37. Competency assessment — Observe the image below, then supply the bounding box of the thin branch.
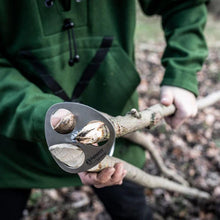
[197,90,220,109]
[90,156,210,200]
[49,144,210,200]
[124,132,189,186]
[76,91,220,144]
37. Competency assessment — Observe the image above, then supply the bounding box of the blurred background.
[23,2,220,220]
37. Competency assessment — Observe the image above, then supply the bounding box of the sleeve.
[138,0,209,96]
[160,2,208,96]
[0,53,63,142]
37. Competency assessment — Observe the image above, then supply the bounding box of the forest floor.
[22,12,220,220]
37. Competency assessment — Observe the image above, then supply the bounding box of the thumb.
[50,108,74,129]
[50,109,66,128]
[160,86,174,106]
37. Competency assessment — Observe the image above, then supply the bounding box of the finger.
[94,168,115,188]
[111,163,126,183]
[51,117,61,128]
[50,108,71,127]
[169,109,188,129]
[96,167,115,184]
[50,108,76,134]
[117,169,127,185]
[160,87,174,106]
[78,172,98,185]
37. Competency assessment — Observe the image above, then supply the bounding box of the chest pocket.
[37,0,88,36]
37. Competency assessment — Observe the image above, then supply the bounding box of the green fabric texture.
[161,2,208,96]
[0,0,208,188]
[139,0,208,96]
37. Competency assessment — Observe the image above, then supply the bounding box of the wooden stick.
[90,156,210,200]
[76,91,220,144]
[76,104,175,144]
[197,90,220,109]
[124,132,189,186]
[49,145,210,200]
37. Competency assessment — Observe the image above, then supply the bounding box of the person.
[0,0,209,219]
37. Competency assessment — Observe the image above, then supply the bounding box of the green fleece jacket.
[0,0,208,188]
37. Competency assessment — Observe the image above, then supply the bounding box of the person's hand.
[160,86,198,129]
[50,109,127,188]
[78,163,127,188]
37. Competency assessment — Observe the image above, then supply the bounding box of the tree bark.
[90,156,210,199]
[124,131,189,186]
[76,91,220,144]
[49,144,210,199]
